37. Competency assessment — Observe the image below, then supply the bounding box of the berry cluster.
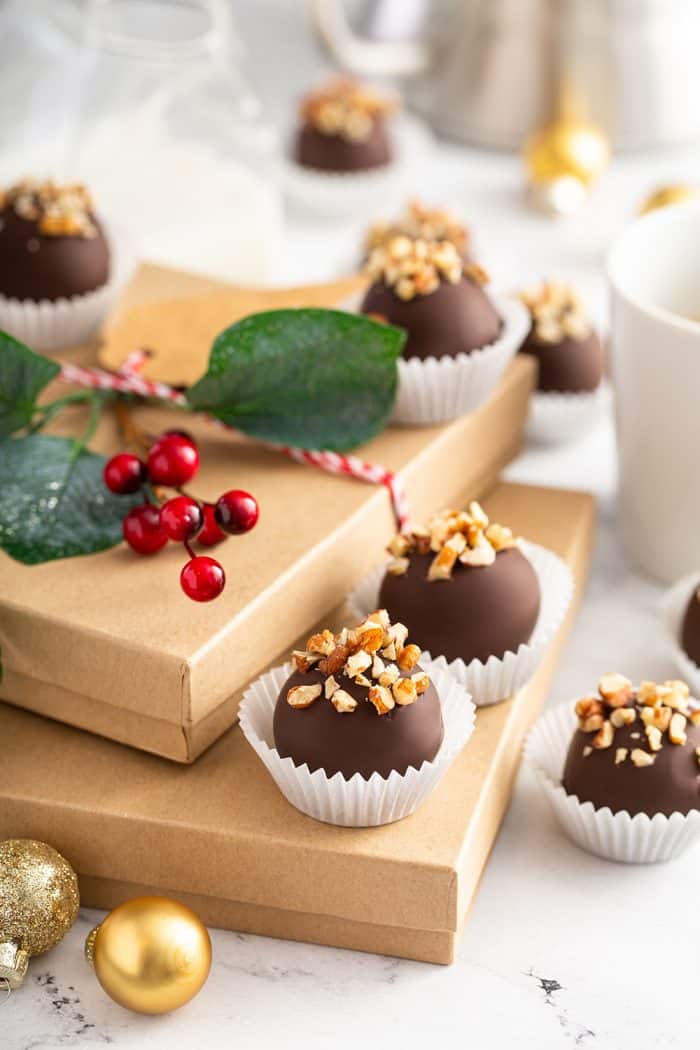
[103,431,259,602]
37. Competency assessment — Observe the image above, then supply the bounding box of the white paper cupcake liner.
[239,658,475,827]
[392,295,530,425]
[0,220,137,352]
[347,540,573,706]
[526,382,610,445]
[340,291,530,426]
[280,114,432,218]
[524,703,700,863]
[662,573,700,694]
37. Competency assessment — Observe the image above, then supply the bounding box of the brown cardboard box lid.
[0,265,535,762]
[0,482,595,964]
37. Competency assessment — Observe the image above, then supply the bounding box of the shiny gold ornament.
[523,113,611,216]
[0,839,79,989]
[639,184,700,215]
[86,896,211,1014]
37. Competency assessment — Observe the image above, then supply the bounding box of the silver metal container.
[312,0,700,150]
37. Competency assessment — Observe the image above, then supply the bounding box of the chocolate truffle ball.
[296,120,391,173]
[681,586,700,666]
[274,665,443,779]
[362,238,501,361]
[273,616,443,780]
[379,504,541,665]
[0,180,109,302]
[563,675,700,817]
[520,330,603,393]
[295,78,395,174]
[518,281,603,393]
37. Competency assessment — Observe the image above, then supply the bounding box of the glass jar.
[0,0,283,283]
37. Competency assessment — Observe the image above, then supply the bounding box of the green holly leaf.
[187,308,405,450]
[0,330,60,436]
[0,435,142,564]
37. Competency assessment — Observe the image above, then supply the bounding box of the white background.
[5,2,700,1047]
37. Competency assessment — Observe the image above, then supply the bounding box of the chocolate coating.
[563,716,700,817]
[273,665,443,779]
[379,546,540,665]
[0,206,110,302]
[519,328,603,393]
[295,120,391,173]
[361,276,502,360]
[681,587,700,667]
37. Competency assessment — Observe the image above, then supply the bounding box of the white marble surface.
[6,4,700,1048]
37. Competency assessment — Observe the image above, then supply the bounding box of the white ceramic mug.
[608,202,700,583]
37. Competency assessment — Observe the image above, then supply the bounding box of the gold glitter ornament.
[0,839,79,989]
[639,184,700,215]
[523,111,610,216]
[85,896,211,1014]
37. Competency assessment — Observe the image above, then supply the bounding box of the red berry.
[180,556,225,602]
[104,453,147,494]
[147,433,200,487]
[123,504,168,555]
[197,504,227,547]
[214,489,259,535]
[159,496,203,541]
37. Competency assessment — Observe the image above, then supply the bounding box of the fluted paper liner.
[524,703,700,863]
[526,383,610,445]
[663,573,700,696]
[341,290,529,426]
[348,541,572,706]
[281,115,431,218]
[239,658,475,827]
[0,221,137,352]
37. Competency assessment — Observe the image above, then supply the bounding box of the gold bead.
[88,896,211,1014]
[524,115,610,188]
[639,184,700,215]
[0,839,79,989]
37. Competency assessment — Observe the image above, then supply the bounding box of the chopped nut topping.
[610,707,636,728]
[1,178,98,238]
[598,673,634,708]
[592,720,614,749]
[287,611,430,717]
[582,745,593,757]
[645,725,663,752]
[386,556,410,577]
[300,78,396,142]
[580,713,604,733]
[332,689,358,713]
[364,235,480,300]
[412,671,430,695]
[378,663,400,687]
[369,684,395,715]
[518,280,592,346]
[287,684,322,709]
[345,650,372,678]
[696,747,700,767]
[669,712,687,746]
[387,503,518,583]
[392,677,417,706]
[397,643,421,671]
[307,629,336,656]
[575,697,604,719]
[365,199,470,258]
[573,674,697,769]
[292,650,321,673]
[615,748,628,765]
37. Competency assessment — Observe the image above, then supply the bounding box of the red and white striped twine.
[58,353,411,532]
